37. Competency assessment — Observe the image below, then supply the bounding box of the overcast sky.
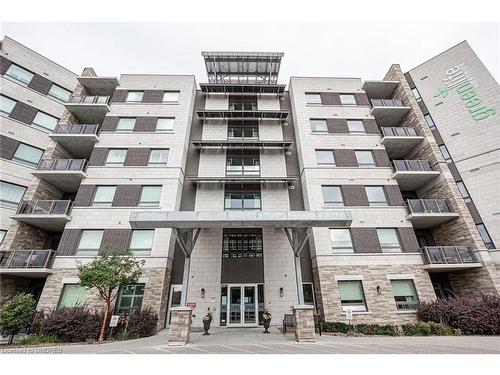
[2,22,499,85]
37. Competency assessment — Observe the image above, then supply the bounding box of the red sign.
[187,302,197,308]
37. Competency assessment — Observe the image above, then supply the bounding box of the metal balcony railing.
[421,246,479,265]
[0,250,55,269]
[406,199,452,214]
[381,127,418,137]
[392,159,434,172]
[226,166,261,176]
[37,159,87,172]
[371,99,405,107]
[68,95,109,104]
[16,200,72,216]
[396,301,419,311]
[52,123,100,135]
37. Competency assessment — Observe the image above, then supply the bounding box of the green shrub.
[355,324,399,336]
[110,307,159,340]
[0,293,36,344]
[18,335,59,345]
[402,322,461,336]
[321,321,353,333]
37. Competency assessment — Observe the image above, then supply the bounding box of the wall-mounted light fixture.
[376,286,382,294]
[201,288,205,298]
[280,287,284,298]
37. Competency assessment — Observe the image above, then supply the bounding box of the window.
[92,186,116,207]
[0,229,6,244]
[126,91,144,102]
[222,231,263,258]
[116,118,136,132]
[355,150,375,167]
[76,230,103,256]
[377,228,401,253]
[310,119,328,133]
[338,281,367,312]
[456,181,471,202]
[48,84,72,102]
[339,94,356,105]
[163,91,180,102]
[391,280,418,311]
[476,224,495,249]
[156,118,174,131]
[224,192,261,210]
[5,64,34,85]
[115,284,145,315]
[226,157,260,175]
[305,93,322,104]
[322,186,344,206]
[0,95,16,115]
[12,143,43,167]
[229,99,257,111]
[365,186,387,206]
[105,149,127,166]
[330,229,353,253]
[0,181,26,208]
[424,114,436,129]
[228,126,259,139]
[439,144,452,162]
[129,230,154,256]
[58,284,88,308]
[316,150,335,165]
[347,120,365,133]
[139,186,162,207]
[303,283,315,306]
[148,149,168,166]
[31,111,58,132]
[411,87,422,102]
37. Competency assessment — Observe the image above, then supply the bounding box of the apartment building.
[1,37,498,329]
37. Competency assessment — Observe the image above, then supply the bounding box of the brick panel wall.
[57,229,82,255]
[327,119,348,133]
[88,148,108,166]
[0,135,20,160]
[112,185,141,207]
[73,185,96,207]
[110,90,127,103]
[135,117,157,132]
[9,102,38,124]
[385,185,404,206]
[373,149,390,167]
[100,229,132,254]
[142,90,163,103]
[27,74,52,95]
[351,228,381,253]
[363,119,379,134]
[334,149,358,167]
[354,93,370,106]
[341,185,368,206]
[0,56,12,75]
[398,227,420,253]
[320,92,341,105]
[124,148,150,166]
[101,116,119,131]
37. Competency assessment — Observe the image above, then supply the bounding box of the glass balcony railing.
[68,95,109,104]
[381,127,418,137]
[52,124,99,135]
[37,159,87,172]
[16,200,72,216]
[371,98,405,107]
[406,199,452,214]
[226,166,261,176]
[392,159,434,172]
[421,246,479,265]
[0,250,55,269]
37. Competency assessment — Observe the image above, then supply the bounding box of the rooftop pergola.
[201,51,284,85]
[199,83,286,95]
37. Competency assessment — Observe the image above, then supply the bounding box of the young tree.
[0,293,36,344]
[77,250,144,343]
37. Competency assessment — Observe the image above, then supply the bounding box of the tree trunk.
[98,300,111,343]
[8,333,14,345]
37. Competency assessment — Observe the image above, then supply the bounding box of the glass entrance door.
[227,284,258,327]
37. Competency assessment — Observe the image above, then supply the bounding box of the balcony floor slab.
[31,170,87,193]
[392,171,441,190]
[381,136,424,158]
[48,134,98,159]
[11,215,72,231]
[406,212,460,229]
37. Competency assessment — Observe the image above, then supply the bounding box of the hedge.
[321,321,398,336]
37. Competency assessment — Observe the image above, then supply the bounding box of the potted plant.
[262,311,272,334]
[202,308,213,335]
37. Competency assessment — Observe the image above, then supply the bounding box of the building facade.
[1,37,499,329]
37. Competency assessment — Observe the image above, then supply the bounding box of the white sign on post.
[345,308,353,322]
[109,315,120,327]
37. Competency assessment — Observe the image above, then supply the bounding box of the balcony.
[370,99,411,127]
[0,250,54,276]
[12,200,72,231]
[32,159,87,193]
[187,175,297,184]
[421,246,482,272]
[65,95,110,123]
[406,199,459,228]
[49,124,99,158]
[192,139,293,150]
[196,109,289,120]
[380,127,424,158]
[77,76,119,96]
[392,160,440,190]
[362,80,399,99]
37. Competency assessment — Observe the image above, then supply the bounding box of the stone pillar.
[293,305,315,342]
[167,307,193,346]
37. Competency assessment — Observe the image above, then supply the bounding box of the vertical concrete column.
[292,305,315,342]
[167,307,193,346]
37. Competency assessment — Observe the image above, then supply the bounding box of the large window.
[315,150,335,165]
[105,149,127,166]
[229,99,257,111]
[58,284,88,308]
[148,149,169,166]
[330,229,354,253]
[0,229,7,244]
[48,84,72,102]
[228,126,258,139]
[310,119,328,133]
[305,93,322,104]
[126,91,144,102]
[476,224,495,249]
[116,118,136,132]
[222,231,263,258]
[0,181,26,208]
[115,284,145,315]
[355,150,375,167]
[376,228,401,253]
[365,186,387,206]
[338,280,367,312]
[12,143,43,167]
[303,283,315,306]
[226,156,260,176]
[31,111,58,132]
[339,94,356,105]
[76,230,103,256]
[92,186,116,207]
[439,144,452,162]
[391,280,418,311]
[424,114,436,129]
[224,192,261,210]
[322,186,344,206]
[129,230,154,256]
[163,91,180,102]
[347,120,365,133]
[5,64,34,85]
[156,118,175,131]
[139,186,162,207]
[0,95,17,115]
[411,87,422,102]
[456,181,471,202]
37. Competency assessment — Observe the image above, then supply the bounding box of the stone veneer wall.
[0,276,30,310]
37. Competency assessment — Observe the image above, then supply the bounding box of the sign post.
[345,308,353,326]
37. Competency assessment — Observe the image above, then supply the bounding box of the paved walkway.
[3,327,500,354]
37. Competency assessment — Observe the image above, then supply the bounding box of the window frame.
[338,280,368,312]
[148,149,169,166]
[315,150,335,166]
[126,91,144,102]
[139,186,162,207]
[376,228,401,253]
[424,114,436,129]
[116,118,136,132]
[339,94,356,106]
[0,180,26,209]
[476,224,495,249]
[365,186,388,206]
[310,119,328,133]
[439,144,452,162]
[347,119,365,134]
[411,87,422,102]
[12,143,44,168]
[129,230,155,256]
[224,192,261,210]
[115,283,145,315]
[0,229,7,244]
[305,92,322,105]
[92,186,117,207]
[355,150,376,168]
[105,149,127,166]
[5,63,34,85]
[57,284,88,309]
[162,91,180,103]
[321,185,344,207]
[302,283,315,306]
[391,279,419,311]
[156,117,175,132]
[76,230,104,256]
[329,228,354,253]
[31,111,59,133]
[222,231,263,258]
[48,84,72,102]
[0,95,17,115]
[456,181,471,202]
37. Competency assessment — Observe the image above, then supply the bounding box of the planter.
[203,320,211,335]
[263,319,271,334]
